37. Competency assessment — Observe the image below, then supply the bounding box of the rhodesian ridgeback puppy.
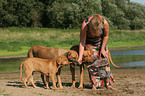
[70,45,122,89]
[18,55,70,89]
[27,45,79,89]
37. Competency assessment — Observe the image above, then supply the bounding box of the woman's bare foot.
[92,85,105,90]
[108,86,117,90]
[92,85,96,90]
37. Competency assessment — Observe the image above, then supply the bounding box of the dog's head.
[66,50,79,65]
[82,50,93,63]
[56,55,70,66]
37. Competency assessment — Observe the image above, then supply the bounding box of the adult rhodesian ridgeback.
[18,55,70,89]
[70,45,122,89]
[27,45,80,89]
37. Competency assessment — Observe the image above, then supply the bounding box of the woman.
[78,14,115,90]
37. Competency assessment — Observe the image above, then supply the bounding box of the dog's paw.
[78,86,83,89]
[59,87,64,90]
[70,85,75,88]
[54,88,59,90]
[34,86,39,88]
[26,86,31,88]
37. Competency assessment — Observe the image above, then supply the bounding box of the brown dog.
[27,45,79,89]
[70,45,122,89]
[18,55,70,89]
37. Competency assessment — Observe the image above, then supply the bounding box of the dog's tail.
[108,50,122,68]
[18,61,24,82]
[27,47,33,57]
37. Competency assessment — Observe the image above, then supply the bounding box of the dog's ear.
[66,51,71,58]
[56,56,61,65]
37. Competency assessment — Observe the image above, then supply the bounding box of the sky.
[130,0,145,5]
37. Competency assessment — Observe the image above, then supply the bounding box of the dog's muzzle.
[69,60,80,68]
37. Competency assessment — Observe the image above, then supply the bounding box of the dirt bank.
[0,69,145,96]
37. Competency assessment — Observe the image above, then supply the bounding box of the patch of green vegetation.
[0,27,80,56]
[108,30,145,48]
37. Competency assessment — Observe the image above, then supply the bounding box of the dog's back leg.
[28,75,38,88]
[22,70,33,88]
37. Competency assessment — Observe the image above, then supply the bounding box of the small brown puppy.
[18,55,70,89]
[70,45,122,89]
[70,48,92,89]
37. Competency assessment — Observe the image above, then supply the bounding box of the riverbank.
[0,69,145,96]
[0,44,145,59]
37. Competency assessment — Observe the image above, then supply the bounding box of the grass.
[0,27,145,57]
[108,30,145,48]
[0,27,80,56]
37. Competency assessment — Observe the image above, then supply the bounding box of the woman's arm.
[78,20,88,64]
[100,19,109,58]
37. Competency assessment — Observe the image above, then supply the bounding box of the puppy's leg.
[50,73,59,90]
[70,65,75,88]
[27,71,34,85]
[28,75,38,88]
[45,76,50,89]
[78,64,84,89]
[22,71,32,88]
[56,68,63,89]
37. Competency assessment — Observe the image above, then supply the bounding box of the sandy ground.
[0,69,145,96]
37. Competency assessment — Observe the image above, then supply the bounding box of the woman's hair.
[88,14,104,36]
[88,15,104,30]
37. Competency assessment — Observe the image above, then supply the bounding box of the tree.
[46,0,102,28]
[101,0,130,29]
[0,0,18,27]
[126,2,145,29]
[0,0,44,27]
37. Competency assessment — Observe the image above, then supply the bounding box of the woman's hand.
[100,49,108,58]
[78,58,83,65]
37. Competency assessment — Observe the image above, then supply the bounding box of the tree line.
[0,0,144,30]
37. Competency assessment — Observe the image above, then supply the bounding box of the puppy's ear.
[66,52,71,58]
[56,57,61,65]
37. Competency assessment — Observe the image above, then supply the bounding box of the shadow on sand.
[6,81,92,89]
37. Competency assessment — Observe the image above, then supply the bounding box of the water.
[0,47,145,73]
[111,50,145,56]
[110,48,145,67]
[117,61,145,67]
